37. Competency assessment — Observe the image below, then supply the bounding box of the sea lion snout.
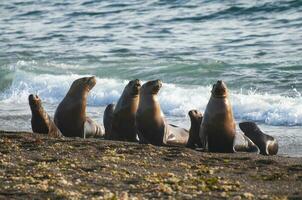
[29,94,39,101]
[132,79,141,94]
[140,79,162,95]
[87,76,96,90]
[211,80,227,97]
[188,110,203,123]
[135,80,141,88]
[153,79,162,93]
[28,94,41,107]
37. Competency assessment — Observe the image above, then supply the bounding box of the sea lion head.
[211,80,228,98]
[67,76,96,96]
[28,94,42,110]
[141,79,162,95]
[125,79,141,96]
[188,110,203,124]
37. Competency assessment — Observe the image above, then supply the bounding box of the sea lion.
[104,79,141,142]
[186,109,257,152]
[136,80,189,146]
[54,76,104,138]
[239,122,278,155]
[199,80,236,153]
[103,103,115,139]
[28,94,63,138]
[186,110,204,149]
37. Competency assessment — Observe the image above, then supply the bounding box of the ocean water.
[0,0,302,157]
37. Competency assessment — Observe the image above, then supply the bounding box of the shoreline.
[0,131,301,199]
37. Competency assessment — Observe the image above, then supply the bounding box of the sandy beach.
[0,131,301,199]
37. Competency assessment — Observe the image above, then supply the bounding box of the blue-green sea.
[0,0,302,156]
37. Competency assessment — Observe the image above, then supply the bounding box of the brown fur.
[186,110,203,149]
[54,76,102,138]
[105,79,141,142]
[136,80,189,146]
[199,80,236,153]
[28,94,62,138]
[239,122,278,155]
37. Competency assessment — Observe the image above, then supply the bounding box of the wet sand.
[0,131,301,199]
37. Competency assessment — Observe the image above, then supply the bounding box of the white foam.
[1,70,302,126]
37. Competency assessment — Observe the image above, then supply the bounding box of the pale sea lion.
[239,122,278,155]
[104,79,141,142]
[233,131,260,153]
[186,110,204,149]
[136,80,189,146]
[199,80,236,153]
[54,76,104,138]
[28,94,63,138]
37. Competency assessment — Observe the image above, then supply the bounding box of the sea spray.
[1,70,302,126]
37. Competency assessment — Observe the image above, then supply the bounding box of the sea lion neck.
[211,93,227,98]
[66,86,89,99]
[138,93,158,112]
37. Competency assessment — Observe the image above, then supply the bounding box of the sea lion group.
[28,77,278,156]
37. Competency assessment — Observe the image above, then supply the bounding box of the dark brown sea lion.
[186,109,257,152]
[186,110,204,149]
[136,80,189,146]
[239,122,278,155]
[199,80,236,153]
[28,94,63,138]
[54,76,104,138]
[104,79,141,142]
[103,103,115,139]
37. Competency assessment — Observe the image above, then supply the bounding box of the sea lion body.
[136,80,189,146]
[165,124,189,146]
[239,122,278,155]
[105,80,141,142]
[199,81,236,153]
[54,76,104,138]
[186,110,204,149]
[28,94,63,138]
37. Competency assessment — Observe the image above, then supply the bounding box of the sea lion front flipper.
[239,122,278,155]
[199,124,208,150]
[233,131,259,153]
[84,117,105,139]
[48,115,64,138]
